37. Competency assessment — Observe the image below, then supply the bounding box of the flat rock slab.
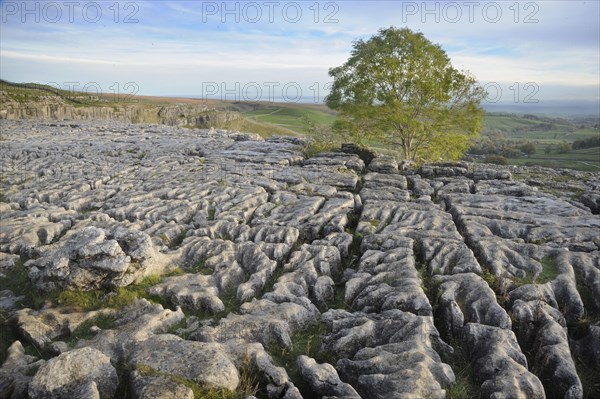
[128,334,239,391]
[28,347,118,399]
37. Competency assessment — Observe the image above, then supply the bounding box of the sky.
[1,0,599,110]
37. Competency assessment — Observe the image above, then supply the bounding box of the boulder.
[28,347,118,399]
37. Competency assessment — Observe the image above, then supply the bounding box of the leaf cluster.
[326,27,486,162]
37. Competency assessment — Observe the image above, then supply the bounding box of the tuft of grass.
[0,310,15,364]
[237,352,261,398]
[331,284,351,311]
[345,211,361,231]
[302,140,339,158]
[187,287,240,323]
[480,269,498,288]
[214,288,240,319]
[444,339,480,399]
[261,266,286,297]
[187,260,213,275]
[69,314,117,343]
[207,207,216,221]
[369,219,380,228]
[536,256,561,284]
[513,271,535,286]
[55,274,169,312]
[480,268,512,306]
[0,260,53,309]
[574,359,600,399]
[268,322,333,397]
[24,364,41,376]
[165,318,191,339]
[56,290,103,311]
[573,268,600,322]
[107,275,168,309]
[336,167,355,174]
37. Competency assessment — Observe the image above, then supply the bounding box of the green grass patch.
[536,256,561,284]
[187,260,214,275]
[207,207,216,221]
[187,287,240,323]
[241,105,336,135]
[480,268,511,306]
[575,359,600,399]
[474,113,600,171]
[483,114,599,141]
[0,261,183,313]
[0,310,15,364]
[54,274,170,312]
[573,268,600,323]
[331,284,351,311]
[507,148,600,171]
[162,230,188,249]
[217,115,300,138]
[268,322,333,397]
[165,318,192,340]
[480,269,498,288]
[301,139,339,158]
[56,290,104,311]
[444,339,480,399]
[69,313,117,343]
[212,288,239,319]
[368,219,380,228]
[261,266,286,297]
[0,259,49,309]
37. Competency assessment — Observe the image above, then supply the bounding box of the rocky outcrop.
[0,341,45,399]
[462,323,545,398]
[321,309,454,399]
[28,347,118,399]
[128,334,240,391]
[0,88,239,128]
[26,226,162,291]
[432,273,511,338]
[1,120,599,399]
[297,355,360,398]
[15,307,115,348]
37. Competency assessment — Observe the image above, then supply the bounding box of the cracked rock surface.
[1,120,599,398]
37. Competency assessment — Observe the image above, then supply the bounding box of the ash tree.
[326,27,486,162]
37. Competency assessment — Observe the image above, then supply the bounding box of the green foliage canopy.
[326,27,486,162]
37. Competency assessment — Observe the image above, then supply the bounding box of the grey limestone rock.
[15,307,115,348]
[462,323,545,399]
[367,155,398,174]
[129,369,195,399]
[26,225,160,291]
[432,273,511,338]
[128,334,239,391]
[297,355,360,398]
[0,341,45,399]
[321,309,454,399]
[2,119,599,399]
[28,347,118,399]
